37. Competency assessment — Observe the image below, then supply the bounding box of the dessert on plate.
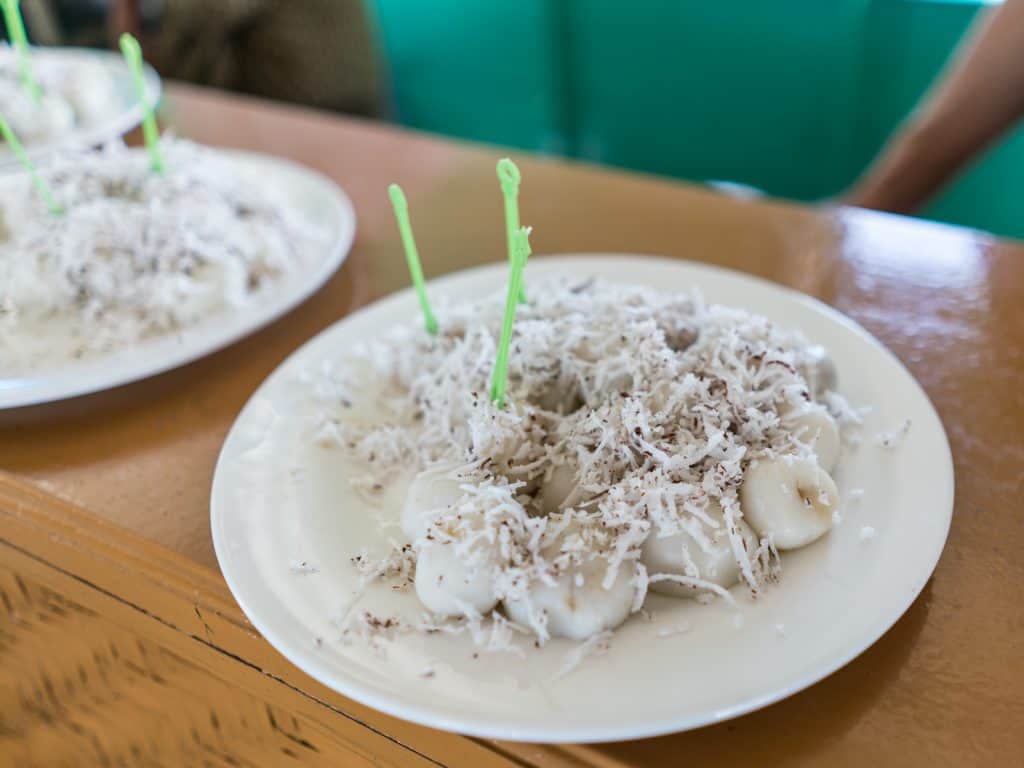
[0,45,118,147]
[0,137,326,373]
[312,276,856,646]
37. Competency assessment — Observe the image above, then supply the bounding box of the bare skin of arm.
[847,0,1024,213]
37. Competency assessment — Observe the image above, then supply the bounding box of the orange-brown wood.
[1,83,1023,765]
[0,556,433,768]
[0,473,578,768]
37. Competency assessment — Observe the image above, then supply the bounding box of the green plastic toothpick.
[389,183,438,335]
[1,0,40,102]
[489,226,531,407]
[119,33,164,173]
[0,115,61,214]
[497,158,526,303]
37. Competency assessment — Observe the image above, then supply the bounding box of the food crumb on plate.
[656,622,692,638]
[289,560,319,574]
[859,526,876,541]
[558,631,612,678]
[876,419,911,448]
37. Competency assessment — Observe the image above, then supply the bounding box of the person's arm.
[846,0,1024,213]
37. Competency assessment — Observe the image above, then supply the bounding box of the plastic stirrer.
[0,0,40,102]
[489,226,531,407]
[497,158,526,303]
[0,115,61,214]
[389,183,438,335]
[118,33,164,173]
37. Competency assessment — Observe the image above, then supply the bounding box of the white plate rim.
[0,47,163,169]
[210,254,955,743]
[0,148,355,409]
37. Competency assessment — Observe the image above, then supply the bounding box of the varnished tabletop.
[1,83,1021,764]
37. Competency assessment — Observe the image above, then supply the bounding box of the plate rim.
[0,47,163,169]
[210,254,955,743]
[0,147,355,409]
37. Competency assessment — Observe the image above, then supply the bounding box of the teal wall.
[373,0,1021,239]
[373,0,567,152]
[564,1,871,200]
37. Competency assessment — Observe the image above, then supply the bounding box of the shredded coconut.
[0,46,116,146]
[0,137,325,373]
[656,621,692,638]
[416,610,527,657]
[339,612,407,656]
[824,392,867,428]
[558,631,612,678]
[876,419,911,449]
[314,278,856,649]
[351,544,416,590]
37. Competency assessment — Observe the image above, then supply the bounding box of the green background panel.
[566,0,871,200]
[373,0,1019,238]
[372,0,568,153]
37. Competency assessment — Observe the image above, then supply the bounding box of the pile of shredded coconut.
[0,137,322,372]
[0,46,116,145]
[311,277,856,649]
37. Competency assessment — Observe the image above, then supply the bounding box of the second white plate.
[0,149,355,408]
[1,47,162,169]
[211,256,954,743]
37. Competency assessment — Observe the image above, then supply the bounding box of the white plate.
[1,47,162,169]
[0,149,354,408]
[210,256,954,743]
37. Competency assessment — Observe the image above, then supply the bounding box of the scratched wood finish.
[0,473,591,768]
[0,566,418,768]
[0,85,1022,765]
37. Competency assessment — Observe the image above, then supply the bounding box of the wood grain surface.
[1,84,1022,765]
[0,474,581,768]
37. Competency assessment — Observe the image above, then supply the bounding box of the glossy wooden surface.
[0,474,556,768]
[1,84,1022,764]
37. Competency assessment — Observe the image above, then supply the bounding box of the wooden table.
[2,83,1021,767]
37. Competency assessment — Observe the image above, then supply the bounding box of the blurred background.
[10,0,1020,239]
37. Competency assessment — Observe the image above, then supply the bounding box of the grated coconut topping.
[0,137,324,372]
[0,46,116,145]
[312,277,854,649]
